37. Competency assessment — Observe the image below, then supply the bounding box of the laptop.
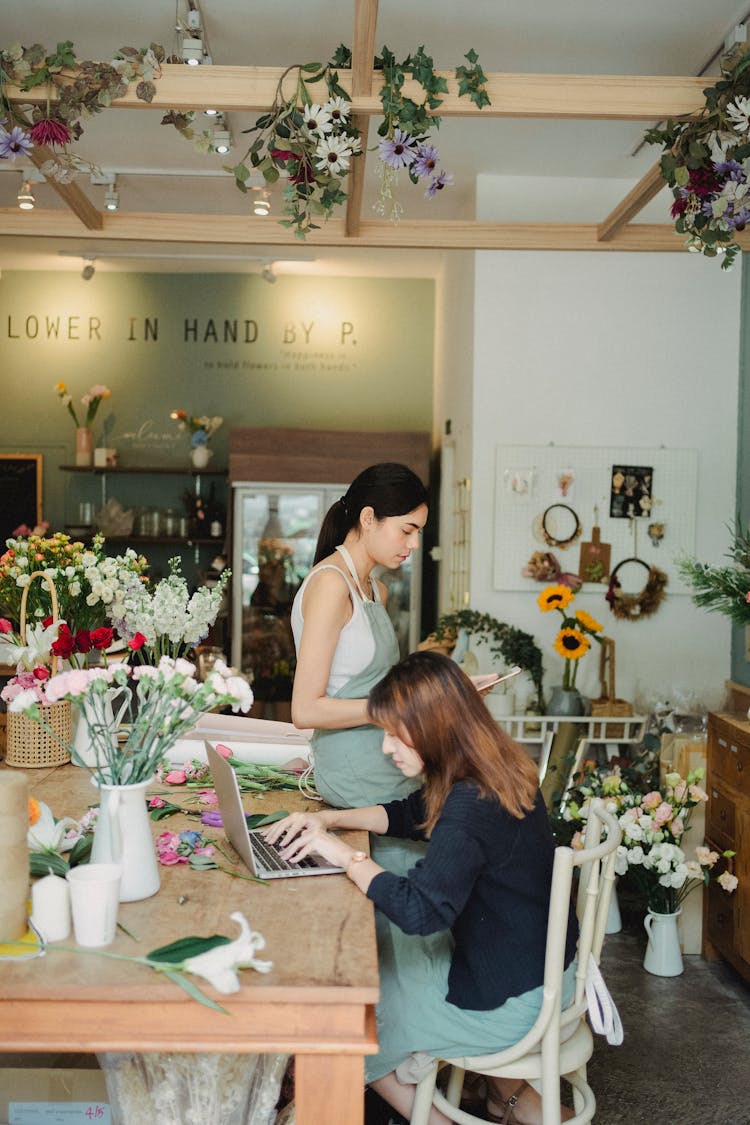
[206,742,345,879]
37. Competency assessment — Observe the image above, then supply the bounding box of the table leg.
[295,1052,364,1125]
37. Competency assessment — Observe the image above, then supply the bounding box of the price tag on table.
[10,1104,111,1125]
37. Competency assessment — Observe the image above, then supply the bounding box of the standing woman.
[291,462,429,817]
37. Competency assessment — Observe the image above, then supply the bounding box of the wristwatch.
[346,850,367,877]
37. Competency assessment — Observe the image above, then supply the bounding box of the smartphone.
[471,666,522,692]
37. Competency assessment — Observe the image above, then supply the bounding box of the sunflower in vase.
[537,584,604,704]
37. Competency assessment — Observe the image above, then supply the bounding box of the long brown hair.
[314,462,428,565]
[368,650,539,834]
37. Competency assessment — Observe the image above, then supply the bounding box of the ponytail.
[312,462,428,565]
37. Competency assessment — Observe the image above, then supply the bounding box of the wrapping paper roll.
[0,773,29,941]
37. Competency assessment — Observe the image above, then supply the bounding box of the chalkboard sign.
[0,455,43,545]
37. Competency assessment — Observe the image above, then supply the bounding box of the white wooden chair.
[409,799,622,1125]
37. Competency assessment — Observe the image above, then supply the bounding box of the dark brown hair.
[313,462,428,565]
[368,650,539,833]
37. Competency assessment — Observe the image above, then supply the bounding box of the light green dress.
[291,546,454,1081]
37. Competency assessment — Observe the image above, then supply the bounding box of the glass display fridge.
[231,481,422,719]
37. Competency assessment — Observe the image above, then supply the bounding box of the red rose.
[42,616,54,628]
[57,622,72,636]
[51,632,76,659]
[74,629,93,653]
[32,666,50,682]
[128,632,147,651]
[90,627,114,651]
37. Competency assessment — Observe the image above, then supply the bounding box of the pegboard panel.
[493,445,697,592]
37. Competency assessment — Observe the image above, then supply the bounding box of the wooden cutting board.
[579,525,611,583]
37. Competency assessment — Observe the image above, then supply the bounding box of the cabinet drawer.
[706,786,736,849]
[705,871,736,955]
[710,725,750,798]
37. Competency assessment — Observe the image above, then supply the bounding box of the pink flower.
[696,846,719,868]
[164,770,187,785]
[148,796,166,809]
[641,791,662,810]
[215,743,233,759]
[718,871,738,893]
[670,817,685,837]
[194,845,215,857]
[653,801,674,827]
[32,666,50,682]
[745,591,750,604]
[29,118,71,147]
[128,632,147,651]
[0,618,13,634]
[197,789,218,807]
[689,784,708,803]
[672,782,687,802]
[158,850,184,865]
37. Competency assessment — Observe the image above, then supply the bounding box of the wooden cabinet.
[703,712,750,982]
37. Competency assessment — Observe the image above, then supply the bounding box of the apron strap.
[335,545,375,602]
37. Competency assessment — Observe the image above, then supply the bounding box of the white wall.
[469,249,741,711]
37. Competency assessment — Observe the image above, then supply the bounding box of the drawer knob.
[720,809,727,820]
[739,761,744,773]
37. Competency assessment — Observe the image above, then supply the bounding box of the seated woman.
[265,650,578,1125]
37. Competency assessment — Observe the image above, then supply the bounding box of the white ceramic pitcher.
[91,776,160,902]
[643,908,684,976]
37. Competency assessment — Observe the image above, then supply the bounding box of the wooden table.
[0,764,379,1124]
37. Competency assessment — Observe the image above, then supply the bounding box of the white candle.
[31,874,71,942]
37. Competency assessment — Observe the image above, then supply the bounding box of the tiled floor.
[366,914,750,1125]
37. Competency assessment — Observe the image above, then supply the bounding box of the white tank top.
[291,546,381,697]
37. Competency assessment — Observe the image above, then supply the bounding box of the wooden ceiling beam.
[3,209,744,253]
[346,0,379,237]
[4,67,708,121]
[27,145,103,230]
[598,162,667,241]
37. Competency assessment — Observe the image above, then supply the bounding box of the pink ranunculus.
[641,791,662,810]
[148,796,166,809]
[164,770,187,785]
[0,618,13,634]
[157,850,183,865]
[215,743,233,759]
[653,801,674,827]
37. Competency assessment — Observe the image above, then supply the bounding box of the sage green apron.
[306,550,454,1084]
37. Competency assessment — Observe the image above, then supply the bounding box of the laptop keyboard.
[250,833,319,872]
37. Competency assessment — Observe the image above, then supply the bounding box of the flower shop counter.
[0,764,379,1125]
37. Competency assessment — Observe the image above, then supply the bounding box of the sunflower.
[537,585,574,612]
[554,628,590,660]
[575,609,603,634]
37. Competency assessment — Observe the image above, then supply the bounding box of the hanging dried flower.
[30,118,72,147]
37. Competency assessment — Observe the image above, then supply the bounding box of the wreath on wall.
[0,40,490,239]
[646,43,750,270]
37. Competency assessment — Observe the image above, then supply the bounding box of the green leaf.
[245,809,289,830]
[161,968,228,1014]
[147,933,232,964]
[68,835,93,868]
[301,62,322,73]
[30,852,68,878]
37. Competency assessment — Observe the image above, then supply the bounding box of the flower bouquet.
[54,381,111,429]
[612,769,737,915]
[170,410,223,449]
[107,556,230,664]
[537,584,603,693]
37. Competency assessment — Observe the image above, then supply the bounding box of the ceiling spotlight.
[182,36,204,64]
[81,257,96,280]
[103,183,119,212]
[204,108,219,116]
[253,192,271,217]
[211,127,232,155]
[261,264,277,284]
[17,180,35,210]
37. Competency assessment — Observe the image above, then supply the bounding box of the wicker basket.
[4,571,72,768]
[589,637,633,739]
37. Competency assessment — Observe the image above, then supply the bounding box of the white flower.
[727,95,750,133]
[718,871,739,893]
[303,103,332,138]
[627,845,645,865]
[315,134,354,175]
[615,845,629,877]
[8,688,41,713]
[27,799,77,854]
[181,912,273,993]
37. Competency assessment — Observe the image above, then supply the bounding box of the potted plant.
[427,609,545,711]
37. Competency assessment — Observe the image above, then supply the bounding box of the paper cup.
[66,863,121,948]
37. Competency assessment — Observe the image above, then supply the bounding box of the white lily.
[27,799,77,854]
[182,912,273,994]
[0,619,60,671]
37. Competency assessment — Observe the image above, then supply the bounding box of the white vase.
[643,908,684,976]
[91,777,160,902]
[191,445,212,469]
[71,687,130,769]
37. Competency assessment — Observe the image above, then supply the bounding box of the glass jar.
[164,509,178,537]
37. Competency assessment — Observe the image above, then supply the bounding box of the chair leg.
[410,1062,440,1125]
[445,1066,465,1108]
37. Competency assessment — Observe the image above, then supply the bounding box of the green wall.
[0,270,435,544]
[733,259,750,686]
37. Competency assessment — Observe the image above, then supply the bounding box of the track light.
[211,125,232,155]
[81,257,96,280]
[182,36,204,64]
[17,180,35,210]
[103,182,119,212]
[261,264,277,284]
